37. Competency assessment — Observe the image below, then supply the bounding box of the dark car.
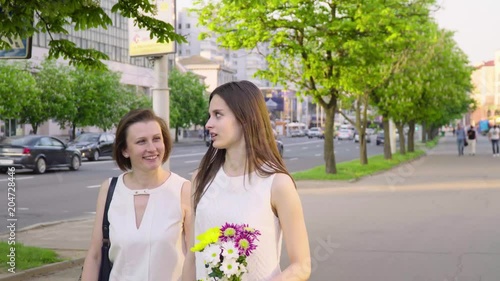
[0,135,81,174]
[376,131,385,145]
[68,133,115,161]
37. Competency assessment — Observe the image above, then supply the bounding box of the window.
[50,138,64,148]
[186,23,191,28]
[178,23,182,29]
[37,138,52,147]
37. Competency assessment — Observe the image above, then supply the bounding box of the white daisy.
[203,244,222,265]
[221,241,239,260]
[221,258,239,276]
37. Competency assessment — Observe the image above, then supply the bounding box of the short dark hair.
[113,109,172,171]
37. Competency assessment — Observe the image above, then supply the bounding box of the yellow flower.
[190,227,221,252]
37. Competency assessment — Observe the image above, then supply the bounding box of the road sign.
[0,36,32,59]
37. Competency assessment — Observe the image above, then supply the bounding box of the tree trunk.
[32,124,38,135]
[175,127,179,143]
[421,122,427,143]
[396,122,406,155]
[382,116,392,160]
[407,121,415,152]
[324,103,337,174]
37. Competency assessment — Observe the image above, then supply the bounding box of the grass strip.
[0,241,62,272]
[292,150,425,181]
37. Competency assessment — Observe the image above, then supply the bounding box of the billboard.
[0,36,32,59]
[129,0,176,57]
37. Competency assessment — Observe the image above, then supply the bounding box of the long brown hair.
[193,81,293,211]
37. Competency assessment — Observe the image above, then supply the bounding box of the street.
[13,135,500,281]
[0,136,384,229]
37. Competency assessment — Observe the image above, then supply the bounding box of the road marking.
[302,147,308,149]
[185,160,199,164]
[170,152,205,159]
[18,208,29,211]
[285,149,291,152]
[315,154,322,157]
[286,140,323,147]
[85,212,96,215]
[346,149,350,152]
[87,185,101,188]
[290,158,298,161]
[0,176,33,182]
[112,168,120,170]
[316,145,320,147]
[188,172,194,175]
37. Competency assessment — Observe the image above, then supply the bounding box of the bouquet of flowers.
[191,223,261,281]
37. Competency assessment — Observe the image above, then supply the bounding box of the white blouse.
[108,172,188,281]
[195,168,283,281]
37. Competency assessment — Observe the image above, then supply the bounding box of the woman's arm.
[81,179,110,281]
[270,174,311,281]
[181,172,197,281]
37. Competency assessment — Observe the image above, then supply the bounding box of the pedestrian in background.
[456,123,466,156]
[81,109,194,281]
[189,81,311,281]
[467,125,477,155]
[488,124,500,157]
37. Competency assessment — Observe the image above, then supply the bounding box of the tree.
[0,0,186,69]
[0,61,38,126]
[169,69,208,143]
[194,0,436,173]
[21,59,73,135]
[54,66,130,134]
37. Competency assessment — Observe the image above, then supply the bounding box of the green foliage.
[0,0,186,69]
[169,69,208,131]
[0,61,38,120]
[194,0,437,173]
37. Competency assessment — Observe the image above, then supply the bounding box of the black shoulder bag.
[78,177,118,281]
[99,177,118,281]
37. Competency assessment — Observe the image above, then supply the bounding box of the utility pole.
[150,55,170,169]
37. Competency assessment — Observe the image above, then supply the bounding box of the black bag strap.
[102,177,118,246]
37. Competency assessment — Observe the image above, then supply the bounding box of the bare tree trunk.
[407,121,415,152]
[396,122,406,155]
[175,127,179,143]
[382,116,392,160]
[421,121,427,143]
[324,104,338,173]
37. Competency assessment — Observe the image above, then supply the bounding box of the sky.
[177,0,500,64]
[433,0,500,64]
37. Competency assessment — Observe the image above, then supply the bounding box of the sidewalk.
[1,134,498,281]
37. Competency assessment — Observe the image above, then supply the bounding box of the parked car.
[276,139,284,157]
[376,131,385,145]
[68,132,115,161]
[0,135,81,174]
[354,132,371,143]
[290,129,306,137]
[376,131,399,145]
[337,129,354,140]
[307,127,324,139]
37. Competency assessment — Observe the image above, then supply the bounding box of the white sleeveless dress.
[195,168,283,281]
[108,172,188,281]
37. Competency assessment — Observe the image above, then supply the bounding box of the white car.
[307,127,324,139]
[354,132,371,143]
[337,129,354,140]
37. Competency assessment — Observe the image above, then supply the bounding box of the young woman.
[81,109,194,281]
[189,81,311,281]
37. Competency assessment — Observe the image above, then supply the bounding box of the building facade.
[470,50,500,126]
[176,8,270,88]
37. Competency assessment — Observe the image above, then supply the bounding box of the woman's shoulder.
[270,173,295,192]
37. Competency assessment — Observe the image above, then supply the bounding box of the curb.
[0,258,84,281]
[0,217,93,236]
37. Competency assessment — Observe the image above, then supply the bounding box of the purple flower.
[235,232,258,256]
[220,223,243,242]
